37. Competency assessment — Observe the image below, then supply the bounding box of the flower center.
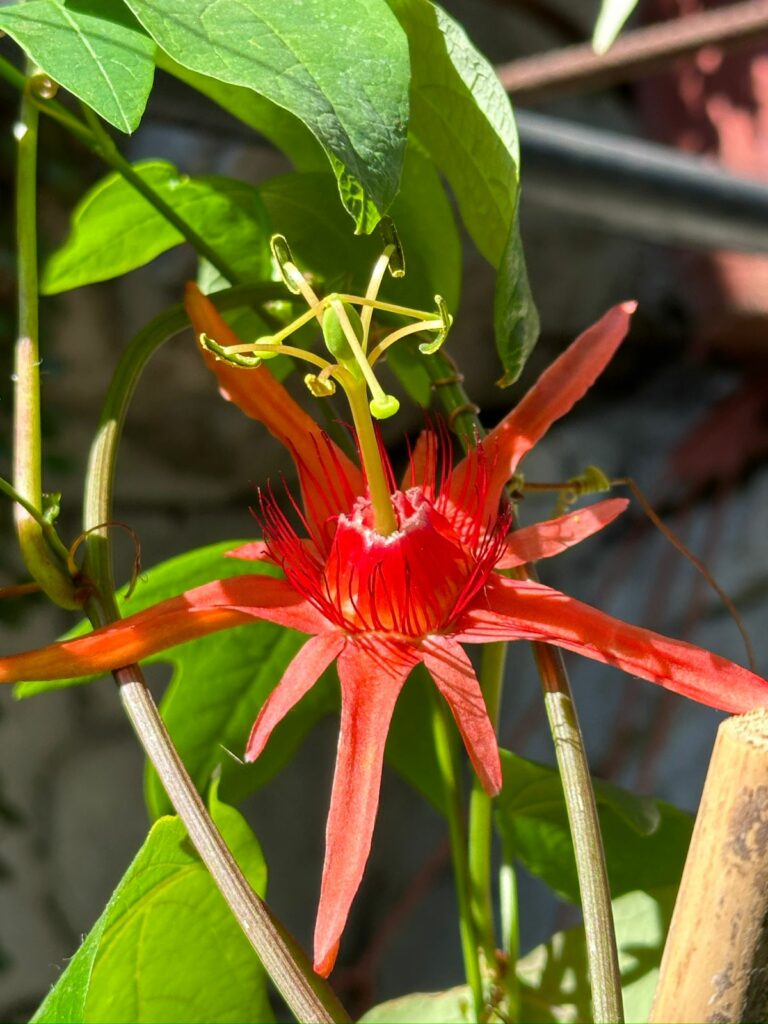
[322,490,477,637]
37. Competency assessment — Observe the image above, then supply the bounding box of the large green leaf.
[385,664,445,815]
[125,0,410,233]
[14,542,336,814]
[388,0,538,380]
[0,0,155,133]
[42,160,271,293]
[496,751,693,904]
[518,888,677,1023]
[32,785,273,1023]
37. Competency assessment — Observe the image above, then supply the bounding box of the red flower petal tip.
[313,939,340,978]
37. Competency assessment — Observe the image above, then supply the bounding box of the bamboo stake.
[650,708,768,1023]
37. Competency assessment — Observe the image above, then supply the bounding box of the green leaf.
[14,542,336,814]
[495,751,693,904]
[125,0,410,233]
[494,210,540,385]
[31,788,273,1023]
[360,985,474,1022]
[42,160,271,293]
[0,0,155,133]
[593,0,639,55]
[518,888,677,1023]
[388,0,539,378]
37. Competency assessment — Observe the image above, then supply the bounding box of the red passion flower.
[1,279,766,977]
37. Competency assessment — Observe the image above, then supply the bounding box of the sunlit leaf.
[0,0,155,133]
[518,888,677,1023]
[31,785,273,1023]
[360,985,474,1022]
[42,161,271,293]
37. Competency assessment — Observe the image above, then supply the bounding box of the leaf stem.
[430,691,485,1021]
[425,351,623,1023]
[81,287,349,1023]
[13,66,81,610]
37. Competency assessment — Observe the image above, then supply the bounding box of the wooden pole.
[650,708,768,1023]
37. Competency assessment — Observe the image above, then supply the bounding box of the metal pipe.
[518,110,768,253]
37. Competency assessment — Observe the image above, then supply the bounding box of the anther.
[270,234,304,295]
[200,333,264,367]
[304,373,336,398]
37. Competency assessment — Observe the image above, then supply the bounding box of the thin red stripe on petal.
[245,631,346,761]
[451,302,636,521]
[185,283,364,539]
[422,637,501,794]
[455,575,768,714]
[313,637,422,976]
[496,498,628,569]
[0,576,328,684]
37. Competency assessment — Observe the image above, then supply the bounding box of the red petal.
[185,284,363,546]
[245,632,345,761]
[421,637,501,794]
[496,498,628,569]
[0,576,327,684]
[313,637,421,976]
[451,302,635,519]
[455,576,768,714]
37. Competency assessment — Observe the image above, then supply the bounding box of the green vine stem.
[430,691,485,1021]
[425,352,623,1023]
[82,288,349,1023]
[13,67,81,609]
